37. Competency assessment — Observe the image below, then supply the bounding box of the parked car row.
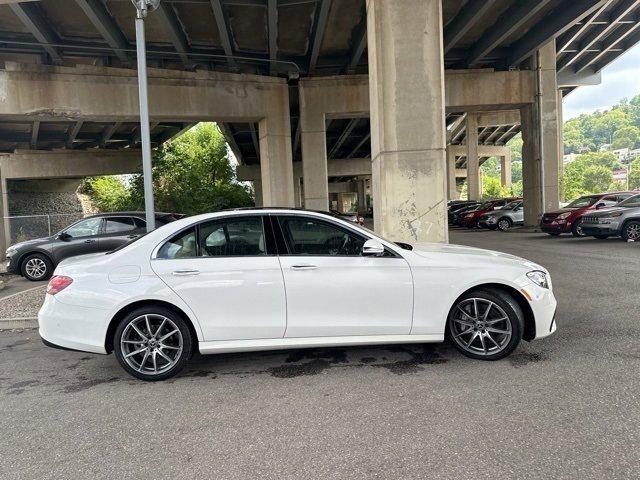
[449,190,640,241]
[449,198,522,231]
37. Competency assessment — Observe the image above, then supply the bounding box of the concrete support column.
[446,146,458,200]
[257,91,295,207]
[0,176,8,261]
[522,40,561,227]
[356,179,367,214]
[299,86,329,211]
[293,175,302,208]
[466,113,480,200]
[557,89,565,201]
[252,180,263,207]
[367,0,447,243]
[501,150,512,188]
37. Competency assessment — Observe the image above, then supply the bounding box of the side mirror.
[58,232,71,241]
[362,239,385,257]
[595,202,606,209]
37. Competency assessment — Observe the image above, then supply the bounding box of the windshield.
[501,201,521,210]
[566,196,599,208]
[617,194,640,208]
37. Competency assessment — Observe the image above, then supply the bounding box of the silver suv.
[478,200,524,231]
[581,194,640,241]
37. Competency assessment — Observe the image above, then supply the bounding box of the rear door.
[274,214,413,338]
[99,217,140,251]
[151,215,286,341]
[52,216,104,262]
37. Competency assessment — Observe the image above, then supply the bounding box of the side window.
[64,217,103,238]
[157,227,197,259]
[105,217,136,234]
[199,217,265,257]
[602,196,618,206]
[617,194,632,203]
[278,216,365,256]
[133,217,147,229]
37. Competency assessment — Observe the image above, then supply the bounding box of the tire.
[20,253,54,281]
[594,234,609,240]
[621,220,640,242]
[571,217,585,237]
[497,217,513,231]
[447,288,524,361]
[114,306,193,381]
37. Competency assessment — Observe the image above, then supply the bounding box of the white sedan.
[39,209,557,381]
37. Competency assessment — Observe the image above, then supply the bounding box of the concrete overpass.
[0,0,639,254]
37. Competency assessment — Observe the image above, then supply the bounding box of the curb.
[0,317,38,330]
[0,284,47,302]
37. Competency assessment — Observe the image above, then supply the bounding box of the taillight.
[47,276,73,295]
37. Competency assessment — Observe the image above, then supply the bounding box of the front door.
[53,216,104,263]
[151,215,286,341]
[274,215,413,338]
[99,216,142,251]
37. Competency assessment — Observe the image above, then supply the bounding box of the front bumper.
[540,222,570,234]
[581,224,619,236]
[5,256,18,274]
[38,294,110,354]
[521,281,558,340]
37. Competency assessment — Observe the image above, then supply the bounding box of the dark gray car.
[478,200,524,231]
[5,212,178,281]
[581,194,640,241]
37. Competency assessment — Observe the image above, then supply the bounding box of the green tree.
[507,134,523,162]
[629,158,640,190]
[591,109,631,146]
[84,123,253,215]
[582,165,613,193]
[562,152,621,199]
[81,176,131,212]
[611,125,640,150]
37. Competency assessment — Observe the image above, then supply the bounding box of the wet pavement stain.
[509,351,549,368]
[360,357,376,364]
[374,346,448,375]
[62,377,120,394]
[284,348,348,364]
[2,339,30,350]
[267,359,332,378]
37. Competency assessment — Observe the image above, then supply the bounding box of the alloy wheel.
[626,223,640,240]
[449,298,512,356]
[120,314,183,375]
[498,219,510,231]
[25,258,47,279]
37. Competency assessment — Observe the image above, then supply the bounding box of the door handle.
[84,239,95,244]
[290,264,318,271]
[172,269,200,276]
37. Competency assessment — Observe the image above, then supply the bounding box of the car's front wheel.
[21,253,53,281]
[497,217,512,231]
[621,220,640,242]
[114,306,193,381]
[571,218,585,237]
[448,289,524,361]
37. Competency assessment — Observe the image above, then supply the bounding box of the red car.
[540,191,636,237]
[460,198,521,228]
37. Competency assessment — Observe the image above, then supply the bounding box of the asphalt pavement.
[1,229,639,479]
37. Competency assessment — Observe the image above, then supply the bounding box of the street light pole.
[132,0,159,232]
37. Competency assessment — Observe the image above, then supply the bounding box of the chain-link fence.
[3,214,85,245]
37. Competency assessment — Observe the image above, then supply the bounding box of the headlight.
[5,246,17,256]
[557,212,571,220]
[527,270,549,289]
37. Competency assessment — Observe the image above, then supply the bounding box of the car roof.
[84,211,178,219]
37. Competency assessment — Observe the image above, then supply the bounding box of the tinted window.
[64,217,102,238]
[566,196,598,208]
[199,217,265,257]
[278,216,365,256]
[133,217,147,228]
[619,195,640,208]
[157,227,197,259]
[105,217,136,234]
[601,196,618,206]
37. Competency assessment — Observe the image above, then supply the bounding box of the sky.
[563,43,640,120]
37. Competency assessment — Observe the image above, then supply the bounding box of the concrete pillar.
[299,89,329,211]
[501,150,512,188]
[466,113,480,200]
[293,175,302,208]
[446,146,458,200]
[367,0,447,243]
[0,176,8,261]
[521,40,561,227]
[257,91,295,207]
[557,89,565,201]
[356,179,367,214]
[253,180,263,207]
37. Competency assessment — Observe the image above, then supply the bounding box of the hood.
[7,236,53,251]
[409,242,545,272]
[544,207,578,217]
[588,207,626,217]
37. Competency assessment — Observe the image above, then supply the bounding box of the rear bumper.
[38,294,109,354]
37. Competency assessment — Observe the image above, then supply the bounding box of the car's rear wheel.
[448,289,524,361]
[114,306,192,381]
[621,220,640,241]
[571,218,585,237]
[21,253,53,281]
[497,217,512,231]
